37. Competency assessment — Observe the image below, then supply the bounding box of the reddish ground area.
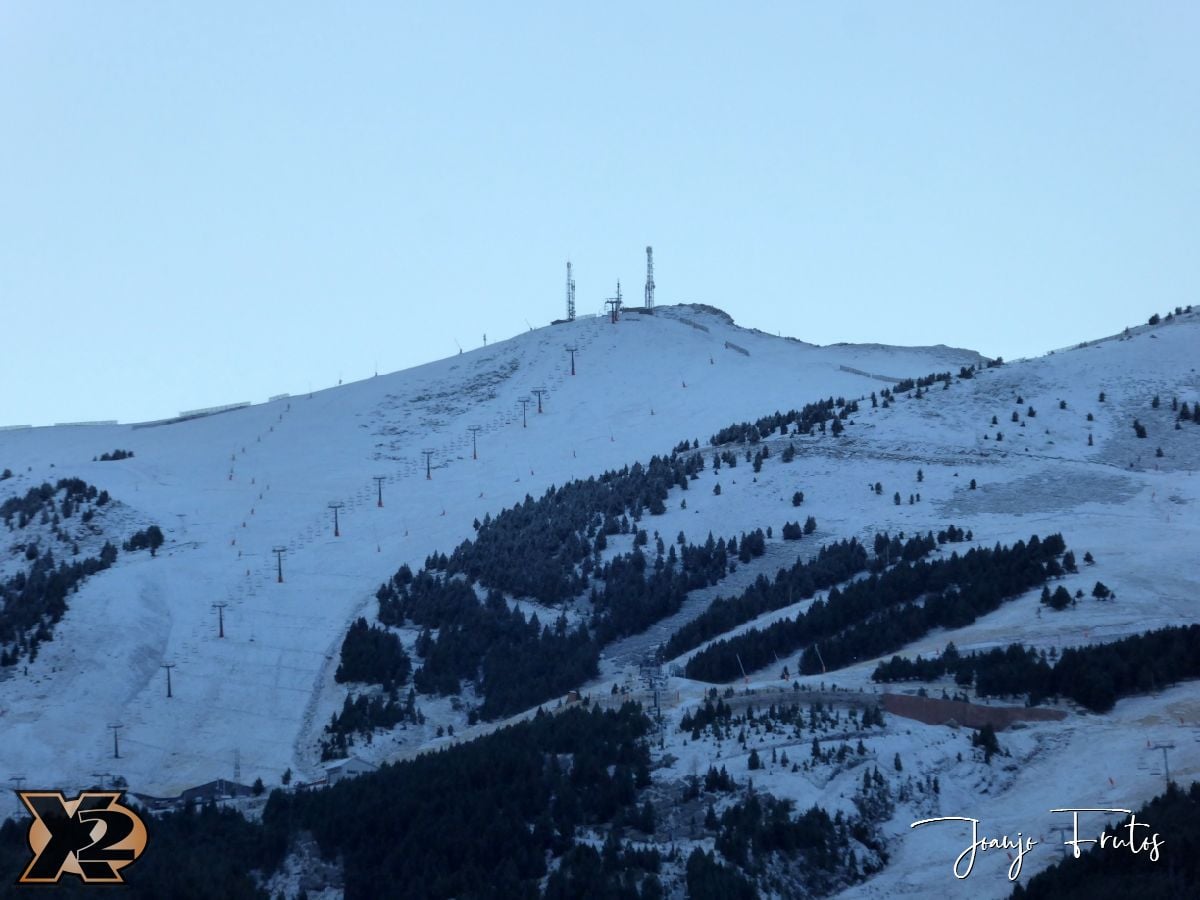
[881,692,1067,731]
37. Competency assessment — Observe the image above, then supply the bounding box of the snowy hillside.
[2,302,1199,897]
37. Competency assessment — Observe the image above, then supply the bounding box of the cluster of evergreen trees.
[368,521,779,723]
[686,848,758,900]
[443,453,703,605]
[0,478,119,667]
[123,525,165,556]
[872,625,1200,713]
[320,687,423,760]
[890,370,952,394]
[0,705,689,900]
[544,838,665,899]
[1,478,105,530]
[95,449,135,461]
[669,532,935,667]
[708,396,855,446]
[664,534,885,660]
[780,517,816,540]
[0,799,287,899]
[0,540,119,667]
[272,704,657,898]
[713,794,849,890]
[335,617,411,690]
[686,534,1067,683]
[402,586,597,720]
[1010,781,1200,900]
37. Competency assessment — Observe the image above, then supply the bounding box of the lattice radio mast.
[566,261,576,321]
[644,246,655,311]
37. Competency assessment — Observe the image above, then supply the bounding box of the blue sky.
[2,2,1197,425]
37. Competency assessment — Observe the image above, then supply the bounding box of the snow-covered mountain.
[2,303,1198,897]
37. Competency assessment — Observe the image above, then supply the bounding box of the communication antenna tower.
[566,261,576,321]
[644,246,655,311]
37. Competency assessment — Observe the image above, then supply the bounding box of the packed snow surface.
[3,304,1198,897]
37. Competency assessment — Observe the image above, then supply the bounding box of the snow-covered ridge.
[1,304,1198,898]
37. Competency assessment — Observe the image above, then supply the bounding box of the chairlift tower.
[422,449,435,480]
[373,476,386,507]
[565,346,578,375]
[605,281,623,324]
[531,387,548,414]
[328,501,345,537]
[212,602,228,638]
[469,425,481,460]
[108,723,123,759]
[1150,741,1176,791]
[272,546,287,583]
[518,397,531,428]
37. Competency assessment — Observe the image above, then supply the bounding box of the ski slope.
[2,303,1199,898]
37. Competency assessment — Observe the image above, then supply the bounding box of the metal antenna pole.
[422,449,435,479]
[373,476,386,507]
[645,246,655,311]
[469,426,481,460]
[272,546,287,583]
[161,663,175,698]
[518,398,530,428]
[328,501,345,537]
[212,602,228,638]
[108,724,123,759]
[566,346,577,376]
[531,387,547,414]
[566,261,576,321]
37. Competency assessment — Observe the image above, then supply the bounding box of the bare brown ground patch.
[881,692,1066,731]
